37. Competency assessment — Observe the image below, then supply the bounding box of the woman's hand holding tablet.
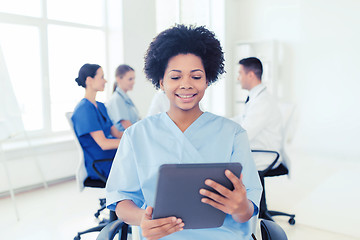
[200,170,255,223]
[140,206,184,240]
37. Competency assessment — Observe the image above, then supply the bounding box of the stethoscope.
[116,89,139,117]
[116,89,135,106]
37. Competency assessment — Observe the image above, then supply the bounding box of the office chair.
[254,149,295,225]
[96,218,289,240]
[260,219,288,240]
[253,103,297,225]
[96,219,130,240]
[65,112,129,240]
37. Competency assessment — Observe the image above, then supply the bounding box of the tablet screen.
[152,162,242,229]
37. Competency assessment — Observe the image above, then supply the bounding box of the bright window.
[0,23,43,131]
[47,0,104,26]
[0,0,41,17]
[48,25,106,132]
[0,0,108,135]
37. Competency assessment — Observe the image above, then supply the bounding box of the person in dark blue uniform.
[72,63,123,180]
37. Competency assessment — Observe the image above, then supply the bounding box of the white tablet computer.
[152,162,242,229]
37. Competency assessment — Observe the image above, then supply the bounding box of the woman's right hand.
[140,206,184,240]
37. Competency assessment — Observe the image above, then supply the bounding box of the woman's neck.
[167,106,203,132]
[117,85,127,93]
[84,89,97,107]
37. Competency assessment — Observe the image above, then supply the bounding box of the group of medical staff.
[71,63,139,180]
[69,23,283,240]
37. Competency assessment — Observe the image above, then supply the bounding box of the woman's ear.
[159,79,164,91]
[85,76,92,87]
[116,76,122,84]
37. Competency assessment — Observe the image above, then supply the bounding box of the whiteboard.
[0,45,24,140]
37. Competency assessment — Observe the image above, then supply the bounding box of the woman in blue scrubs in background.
[106,26,262,240]
[72,63,123,181]
[106,64,140,131]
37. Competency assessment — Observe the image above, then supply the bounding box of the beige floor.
[0,149,359,240]
[264,148,360,239]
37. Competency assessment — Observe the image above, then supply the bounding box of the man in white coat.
[233,57,283,171]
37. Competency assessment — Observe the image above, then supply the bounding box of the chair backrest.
[278,102,298,169]
[260,219,288,240]
[96,219,129,240]
[65,112,88,191]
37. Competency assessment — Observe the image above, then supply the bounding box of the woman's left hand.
[199,170,253,223]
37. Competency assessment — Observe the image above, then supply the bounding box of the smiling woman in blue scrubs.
[71,63,123,181]
[106,25,262,240]
[106,64,140,131]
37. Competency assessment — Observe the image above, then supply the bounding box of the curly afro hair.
[144,24,225,89]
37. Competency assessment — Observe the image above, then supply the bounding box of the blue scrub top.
[106,112,262,240]
[72,98,117,180]
[106,87,140,131]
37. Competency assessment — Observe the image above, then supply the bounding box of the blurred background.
[0,0,359,239]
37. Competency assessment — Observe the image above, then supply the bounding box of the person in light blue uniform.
[106,64,140,131]
[72,64,123,180]
[106,25,262,240]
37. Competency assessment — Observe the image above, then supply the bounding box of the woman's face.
[87,67,107,92]
[160,53,207,113]
[117,70,135,93]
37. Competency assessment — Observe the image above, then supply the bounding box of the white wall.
[224,0,360,159]
[223,2,359,236]
[0,138,78,194]
[121,0,157,118]
[296,0,360,158]
[105,0,125,97]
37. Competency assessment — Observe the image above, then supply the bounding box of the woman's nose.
[180,76,193,89]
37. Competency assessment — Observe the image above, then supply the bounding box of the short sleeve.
[105,131,144,211]
[72,103,102,137]
[106,93,130,129]
[231,127,262,216]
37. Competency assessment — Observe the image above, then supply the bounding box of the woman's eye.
[171,76,180,80]
[193,76,202,80]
